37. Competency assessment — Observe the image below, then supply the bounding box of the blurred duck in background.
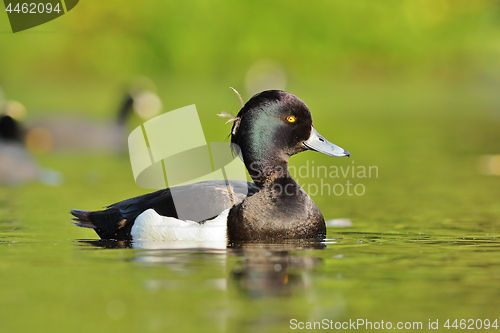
[0,78,162,185]
[27,77,162,154]
[0,100,61,186]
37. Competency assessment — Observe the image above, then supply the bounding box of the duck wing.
[71,180,258,240]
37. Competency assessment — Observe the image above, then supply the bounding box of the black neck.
[246,157,292,188]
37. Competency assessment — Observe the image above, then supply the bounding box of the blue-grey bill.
[303,126,350,157]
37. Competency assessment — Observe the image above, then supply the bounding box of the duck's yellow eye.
[286,115,296,123]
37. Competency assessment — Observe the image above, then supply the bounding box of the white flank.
[131,208,229,242]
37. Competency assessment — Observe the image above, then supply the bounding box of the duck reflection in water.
[79,239,324,298]
[230,242,324,298]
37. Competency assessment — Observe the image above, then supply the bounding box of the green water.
[1,81,500,332]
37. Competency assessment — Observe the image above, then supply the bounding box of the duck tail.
[70,209,95,228]
[71,208,132,240]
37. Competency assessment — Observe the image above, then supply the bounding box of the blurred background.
[1,1,500,332]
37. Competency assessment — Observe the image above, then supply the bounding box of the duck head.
[0,115,22,142]
[231,90,349,186]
